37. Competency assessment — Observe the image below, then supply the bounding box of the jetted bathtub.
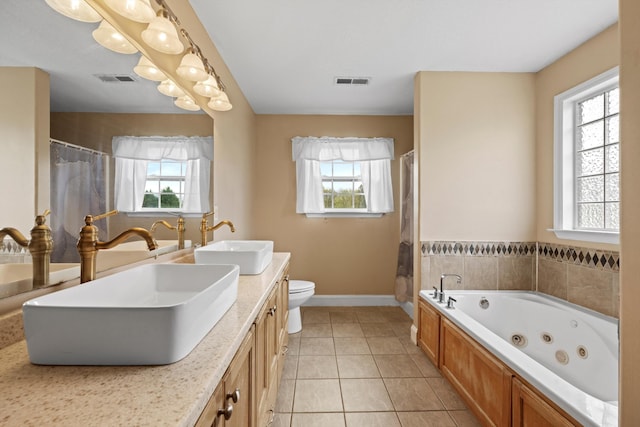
[419,290,618,427]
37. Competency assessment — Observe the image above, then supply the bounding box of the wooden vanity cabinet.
[195,327,255,427]
[417,298,440,367]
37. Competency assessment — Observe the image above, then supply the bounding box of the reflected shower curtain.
[50,141,108,263]
[395,151,414,303]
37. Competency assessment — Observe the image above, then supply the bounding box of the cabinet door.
[254,296,270,427]
[266,287,279,394]
[224,327,255,427]
[195,382,225,427]
[417,299,440,367]
[440,318,512,427]
[512,378,578,427]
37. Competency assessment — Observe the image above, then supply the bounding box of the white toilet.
[288,280,315,334]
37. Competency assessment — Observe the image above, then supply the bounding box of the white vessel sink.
[96,239,192,272]
[0,263,80,298]
[194,240,274,275]
[23,263,238,365]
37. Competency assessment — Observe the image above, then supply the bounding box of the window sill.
[305,212,384,218]
[549,229,619,245]
[121,211,205,218]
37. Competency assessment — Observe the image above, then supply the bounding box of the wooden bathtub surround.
[418,298,581,427]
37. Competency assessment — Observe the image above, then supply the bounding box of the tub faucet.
[200,212,235,246]
[0,210,53,289]
[439,274,462,303]
[77,210,158,283]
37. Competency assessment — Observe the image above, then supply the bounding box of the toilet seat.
[289,280,315,294]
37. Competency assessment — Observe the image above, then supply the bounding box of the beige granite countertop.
[0,252,291,427]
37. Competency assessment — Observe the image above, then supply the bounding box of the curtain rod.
[50,139,109,157]
[400,149,415,158]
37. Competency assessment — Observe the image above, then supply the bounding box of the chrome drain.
[577,346,588,359]
[555,350,569,365]
[541,333,553,344]
[479,297,490,309]
[511,334,527,348]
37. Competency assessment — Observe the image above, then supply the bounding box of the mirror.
[0,0,213,300]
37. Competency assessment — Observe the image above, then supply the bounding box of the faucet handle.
[91,209,119,222]
[432,287,439,299]
[202,211,214,219]
[35,209,51,226]
[446,297,457,309]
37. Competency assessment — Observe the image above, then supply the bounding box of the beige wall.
[535,24,619,250]
[417,72,536,242]
[0,67,50,233]
[620,0,640,422]
[253,115,413,295]
[51,112,213,243]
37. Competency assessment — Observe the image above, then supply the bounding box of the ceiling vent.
[95,74,137,83]
[335,76,370,86]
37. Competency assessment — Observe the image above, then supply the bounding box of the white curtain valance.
[292,136,394,162]
[112,136,213,161]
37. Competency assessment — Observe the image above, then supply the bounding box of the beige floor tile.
[303,310,331,324]
[288,334,301,356]
[367,337,407,355]
[374,354,422,378]
[332,323,365,338]
[396,334,422,355]
[384,378,444,411]
[336,355,380,378]
[293,379,344,412]
[448,410,482,427]
[396,411,457,427]
[427,377,468,410]
[330,311,359,323]
[390,321,413,337]
[360,323,397,337]
[334,337,371,355]
[301,323,333,337]
[275,379,296,412]
[297,355,339,379]
[381,311,412,323]
[291,413,346,427]
[272,413,291,427]
[355,311,387,323]
[410,352,441,378]
[282,355,298,380]
[340,378,394,412]
[345,412,401,427]
[299,337,335,355]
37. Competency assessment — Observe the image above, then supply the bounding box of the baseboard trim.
[306,295,414,320]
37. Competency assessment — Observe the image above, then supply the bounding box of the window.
[321,160,366,210]
[292,136,394,217]
[553,67,619,244]
[113,136,213,214]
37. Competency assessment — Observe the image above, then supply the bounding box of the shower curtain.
[395,151,414,303]
[50,140,108,263]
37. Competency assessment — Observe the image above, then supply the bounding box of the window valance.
[112,136,213,161]
[291,136,394,162]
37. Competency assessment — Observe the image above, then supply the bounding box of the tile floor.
[272,306,481,427]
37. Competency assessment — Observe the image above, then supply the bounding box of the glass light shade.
[104,0,155,23]
[208,91,232,112]
[141,14,184,55]
[44,0,101,23]
[92,20,138,54]
[133,55,167,81]
[174,95,201,112]
[157,79,185,97]
[176,52,209,82]
[193,75,221,98]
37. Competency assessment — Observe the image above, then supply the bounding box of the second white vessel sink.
[194,240,274,275]
[23,263,238,365]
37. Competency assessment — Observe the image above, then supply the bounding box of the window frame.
[552,67,619,244]
[321,159,367,213]
[141,159,188,211]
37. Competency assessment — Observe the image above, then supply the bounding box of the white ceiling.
[1,0,618,116]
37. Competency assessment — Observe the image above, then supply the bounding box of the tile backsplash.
[421,241,620,318]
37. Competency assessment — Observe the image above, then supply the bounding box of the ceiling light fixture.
[104,0,155,23]
[176,48,209,82]
[133,55,167,81]
[44,0,101,23]
[141,8,183,55]
[208,91,232,112]
[157,79,185,97]
[193,75,221,98]
[174,95,200,111]
[92,20,138,54]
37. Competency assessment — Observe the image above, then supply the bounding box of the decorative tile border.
[538,242,619,271]
[421,240,620,272]
[421,241,536,257]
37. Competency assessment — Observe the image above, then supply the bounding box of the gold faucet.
[0,210,53,288]
[200,212,235,246]
[150,216,186,250]
[77,210,158,283]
